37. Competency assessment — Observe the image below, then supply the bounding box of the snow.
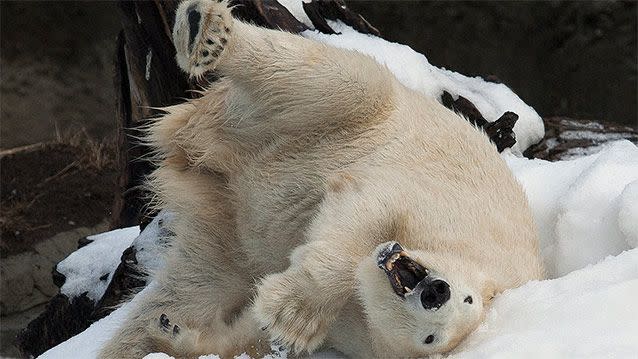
[56,226,140,301]
[130,210,174,274]
[277,0,313,28]
[504,140,638,278]
[453,249,638,358]
[302,21,544,154]
[54,211,173,303]
[618,181,638,248]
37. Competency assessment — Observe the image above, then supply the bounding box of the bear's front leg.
[253,241,365,354]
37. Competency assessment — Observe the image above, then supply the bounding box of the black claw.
[173,324,180,336]
[159,313,170,330]
[260,326,268,331]
[272,338,284,347]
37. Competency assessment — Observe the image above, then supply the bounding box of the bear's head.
[356,241,492,356]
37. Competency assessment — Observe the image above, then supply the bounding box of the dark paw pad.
[187,5,201,51]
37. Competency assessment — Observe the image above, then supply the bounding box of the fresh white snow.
[130,210,174,274]
[453,249,638,359]
[504,140,638,278]
[618,180,638,248]
[56,226,140,301]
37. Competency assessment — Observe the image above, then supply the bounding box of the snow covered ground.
[38,5,637,359]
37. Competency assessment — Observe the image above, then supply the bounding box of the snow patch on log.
[56,227,140,301]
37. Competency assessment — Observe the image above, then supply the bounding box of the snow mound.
[302,21,544,154]
[618,180,638,248]
[453,249,638,358]
[55,211,174,303]
[130,210,175,274]
[56,226,140,301]
[505,140,638,278]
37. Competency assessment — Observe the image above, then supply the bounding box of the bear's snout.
[420,279,451,310]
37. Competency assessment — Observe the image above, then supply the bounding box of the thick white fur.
[99,1,544,358]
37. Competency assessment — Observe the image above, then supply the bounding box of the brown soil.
[0,141,118,257]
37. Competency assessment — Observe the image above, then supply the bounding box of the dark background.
[1,0,636,149]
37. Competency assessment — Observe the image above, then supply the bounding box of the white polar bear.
[99,1,544,358]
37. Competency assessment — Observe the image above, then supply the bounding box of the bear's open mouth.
[377,243,429,297]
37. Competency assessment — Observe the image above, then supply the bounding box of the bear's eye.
[464,295,473,304]
[424,335,435,344]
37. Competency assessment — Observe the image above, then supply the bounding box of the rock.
[0,223,108,316]
[0,303,47,357]
[0,253,45,315]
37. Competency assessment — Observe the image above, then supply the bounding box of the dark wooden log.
[231,0,309,33]
[524,117,638,160]
[110,0,189,231]
[441,90,518,152]
[303,0,380,36]
[485,112,518,152]
[16,294,95,358]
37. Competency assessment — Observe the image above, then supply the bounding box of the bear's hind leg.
[172,0,395,138]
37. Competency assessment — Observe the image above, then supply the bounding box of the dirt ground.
[0,138,118,257]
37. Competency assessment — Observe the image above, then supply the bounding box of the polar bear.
[99,1,544,358]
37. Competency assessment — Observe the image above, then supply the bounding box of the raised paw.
[173,0,233,78]
[252,271,332,354]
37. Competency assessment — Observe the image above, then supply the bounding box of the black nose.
[420,279,451,310]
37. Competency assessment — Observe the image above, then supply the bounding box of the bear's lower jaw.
[376,242,429,297]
